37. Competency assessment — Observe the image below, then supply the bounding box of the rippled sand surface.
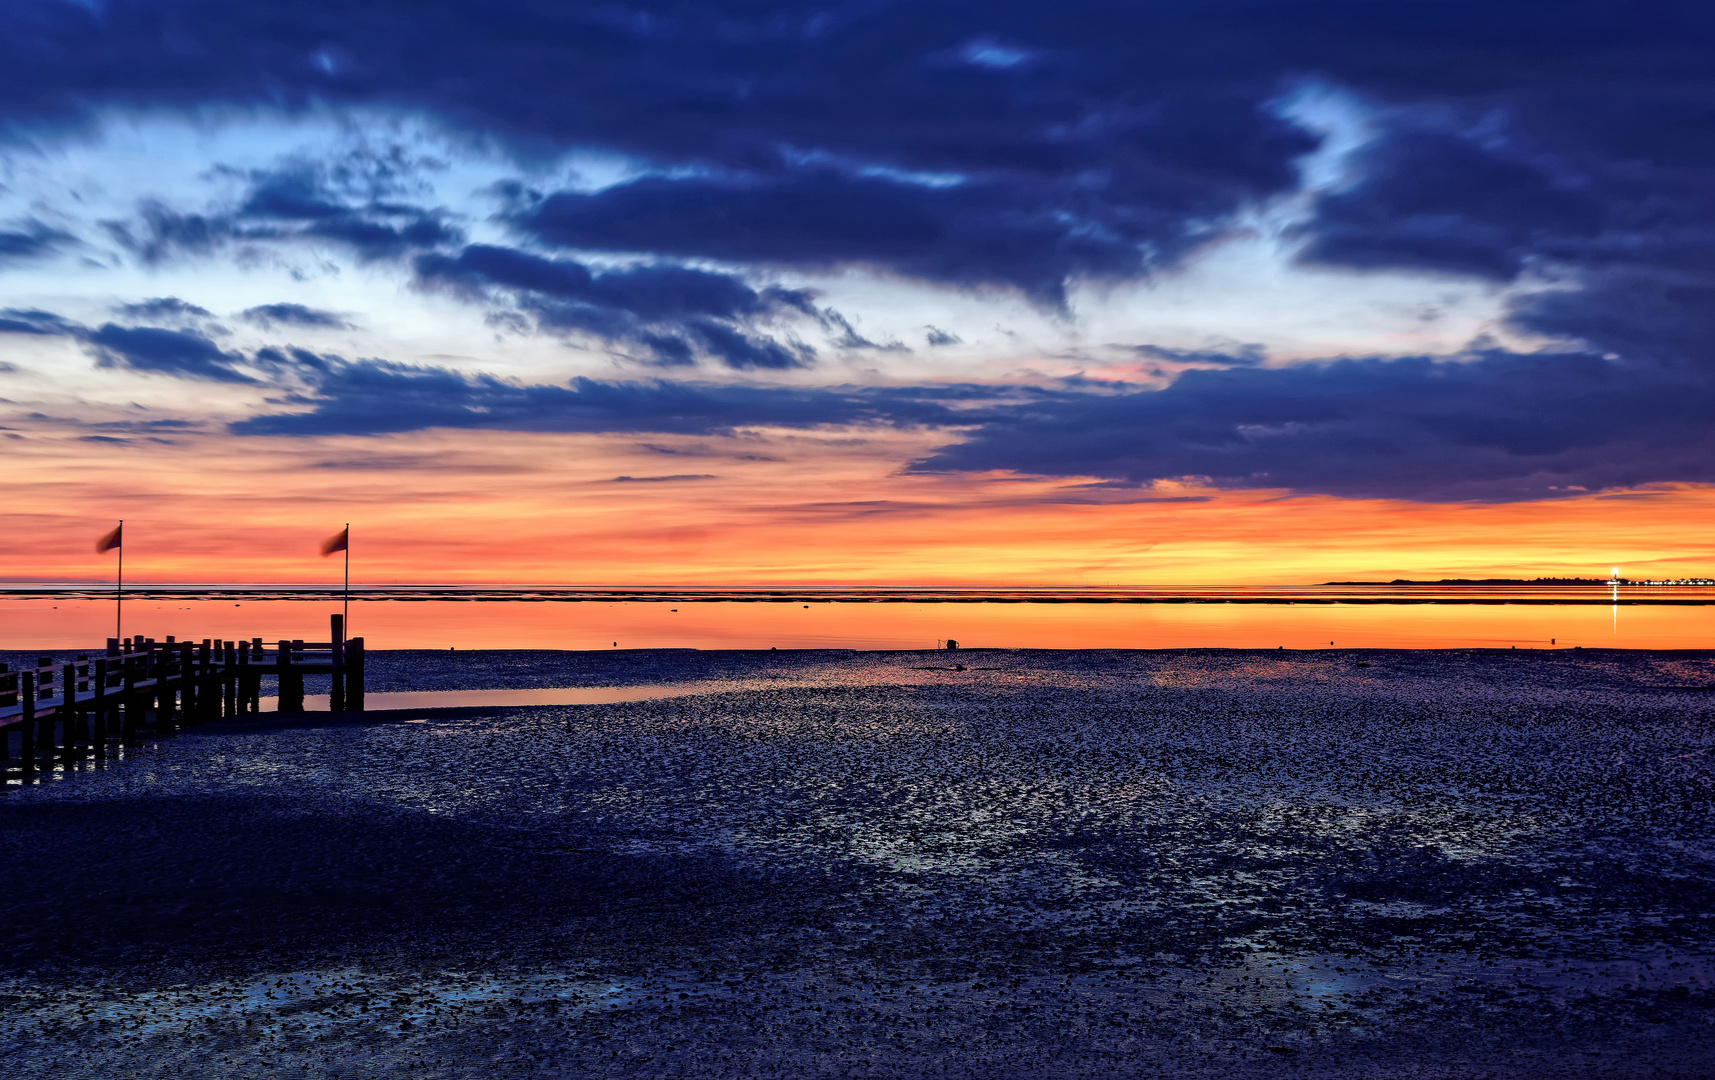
[4,648,1714,1078]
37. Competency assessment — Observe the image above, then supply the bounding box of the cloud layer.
[5,1,1715,504]
[203,343,1714,502]
[413,245,818,369]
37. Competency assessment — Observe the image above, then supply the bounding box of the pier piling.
[5,622,364,781]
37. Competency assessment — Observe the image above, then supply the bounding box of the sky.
[4,0,1715,584]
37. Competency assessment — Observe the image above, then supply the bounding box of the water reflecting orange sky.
[4,597,1710,652]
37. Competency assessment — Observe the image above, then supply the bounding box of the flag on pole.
[95,523,122,554]
[320,527,349,556]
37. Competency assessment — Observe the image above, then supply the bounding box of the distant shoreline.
[1321,578,1614,586]
[1326,577,1715,587]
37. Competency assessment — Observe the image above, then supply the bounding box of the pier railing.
[1,613,363,779]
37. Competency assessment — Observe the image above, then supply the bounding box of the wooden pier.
[1,614,363,779]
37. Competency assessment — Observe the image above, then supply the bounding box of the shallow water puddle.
[262,683,733,711]
[260,665,1004,712]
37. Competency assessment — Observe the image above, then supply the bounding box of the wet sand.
[3,648,1713,1078]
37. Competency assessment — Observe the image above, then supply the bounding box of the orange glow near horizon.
[4,595,1711,652]
[6,424,1715,587]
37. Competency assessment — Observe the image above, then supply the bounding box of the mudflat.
[3,648,1713,1078]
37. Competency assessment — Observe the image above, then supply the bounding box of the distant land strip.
[1324,578,1617,585]
[1327,577,1715,586]
[3,583,1714,605]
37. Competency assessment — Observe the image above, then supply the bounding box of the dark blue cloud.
[107,164,461,264]
[0,308,79,336]
[0,219,73,264]
[230,359,989,437]
[517,169,1234,306]
[229,343,1715,502]
[0,306,257,381]
[239,171,350,221]
[86,324,254,383]
[0,1,1323,304]
[415,245,811,322]
[240,303,354,330]
[917,349,1715,502]
[414,244,817,369]
[103,201,242,265]
[113,296,218,325]
[13,1,1704,312]
[8,0,1701,325]
[1294,112,1715,382]
[1132,344,1267,369]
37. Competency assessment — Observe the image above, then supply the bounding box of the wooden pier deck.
[2,614,363,778]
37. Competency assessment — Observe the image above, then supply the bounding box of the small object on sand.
[946,639,959,651]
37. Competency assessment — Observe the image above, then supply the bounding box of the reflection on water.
[265,684,734,711]
[4,595,1713,651]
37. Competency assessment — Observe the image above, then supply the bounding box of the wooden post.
[175,642,189,724]
[19,671,35,773]
[194,640,210,721]
[347,637,365,712]
[121,656,138,745]
[0,665,12,769]
[249,638,263,711]
[167,644,183,728]
[330,613,346,712]
[181,642,194,724]
[61,663,82,761]
[0,665,10,765]
[35,661,55,762]
[76,656,91,749]
[92,658,109,753]
[221,641,234,717]
[32,659,49,707]
[277,640,302,713]
[137,644,150,733]
[156,645,176,735]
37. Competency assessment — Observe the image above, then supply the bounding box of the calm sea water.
[2,584,1712,650]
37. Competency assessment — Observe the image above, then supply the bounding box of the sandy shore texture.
[3,648,1714,1078]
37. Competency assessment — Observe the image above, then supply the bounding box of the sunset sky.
[4,0,1715,584]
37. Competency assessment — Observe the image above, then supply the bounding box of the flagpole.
[115,520,123,641]
[343,522,350,633]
